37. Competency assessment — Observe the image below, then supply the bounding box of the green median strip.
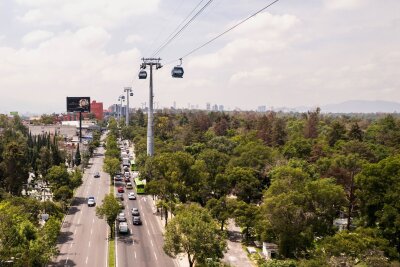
[108,238,115,267]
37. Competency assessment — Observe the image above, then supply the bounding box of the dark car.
[132,216,142,225]
[94,172,100,178]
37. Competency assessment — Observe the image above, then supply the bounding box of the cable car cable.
[166,0,281,64]
[151,0,215,57]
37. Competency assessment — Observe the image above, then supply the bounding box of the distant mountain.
[320,100,400,113]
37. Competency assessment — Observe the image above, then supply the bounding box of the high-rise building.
[219,105,224,112]
[212,104,218,111]
[91,100,104,120]
[206,103,211,111]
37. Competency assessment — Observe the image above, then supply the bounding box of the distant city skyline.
[0,0,399,113]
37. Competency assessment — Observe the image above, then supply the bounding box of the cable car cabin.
[138,70,147,79]
[171,66,184,78]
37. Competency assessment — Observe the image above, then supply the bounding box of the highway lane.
[115,142,176,267]
[50,145,110,267]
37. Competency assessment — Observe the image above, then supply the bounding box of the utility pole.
[124,87,133,126]
[140,58,162,156]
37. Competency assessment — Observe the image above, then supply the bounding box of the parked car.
[117,212,126,222]
[94,172,100,178]
[132,216,142,225]
[131,207,139,216]
[87,196,96,207]
[128,192,136,200]
[118,187,124,193]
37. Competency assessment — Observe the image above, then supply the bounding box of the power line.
[169,0,281,63]
[151,0,214,57]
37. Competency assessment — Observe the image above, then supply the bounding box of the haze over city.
[0,0,399,114]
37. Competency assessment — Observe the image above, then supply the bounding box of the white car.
[128,192,136,200]
[87,197,96,207]
[117,212,126,222]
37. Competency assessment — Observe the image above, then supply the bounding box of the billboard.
[66,97,91,112]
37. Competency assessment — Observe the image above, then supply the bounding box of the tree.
[103,157,120,183]
[348,122,363,141]
[96,193,120,238]
[260,166,346,258]
[46,165,70,188]
[206,197,236,230]
[163,204,227,267]
[356,155,400,253]
[234,201,259,241]
[303,108,320,139]
[313,228,397,266]
[74,144,81,166]
[225,167,262,203]
[328,120,347,147]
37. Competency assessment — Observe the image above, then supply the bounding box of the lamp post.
[124,87,133,126]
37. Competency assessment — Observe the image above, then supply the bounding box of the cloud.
[189,13,300,69]
[125,34,143,44]
[324,0,365,10]
[17,0,160,28]
[0,26,141,113]
[22,30,54,44]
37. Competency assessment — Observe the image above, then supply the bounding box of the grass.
[108,237,115,267]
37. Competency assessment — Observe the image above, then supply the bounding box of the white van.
[119,222,129,234]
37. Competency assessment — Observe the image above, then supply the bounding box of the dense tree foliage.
[124,110,400,264]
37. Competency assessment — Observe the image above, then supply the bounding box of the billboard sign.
[66,97,91,112]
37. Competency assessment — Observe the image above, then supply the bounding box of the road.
[49,145,110,267]
[115,144,177,267]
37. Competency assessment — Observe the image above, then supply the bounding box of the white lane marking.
[65,257,69,265]
[89,241,91,247]
[70,243,73,248]
[154,251,158,261]
[74,229,77,235]
[147,229,151,236]
[85,256,88,264]
[150,239,154,247]
[134,251,137,259]
[91,229,93,235]
[78,217,81,225]
[92,218,95,223]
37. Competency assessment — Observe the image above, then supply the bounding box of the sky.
[0,0,399,114]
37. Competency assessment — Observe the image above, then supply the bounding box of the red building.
[91,100,104,120]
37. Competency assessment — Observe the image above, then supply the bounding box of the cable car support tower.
[139,58,162,157]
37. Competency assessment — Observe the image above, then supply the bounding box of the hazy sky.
[0,0,399,114]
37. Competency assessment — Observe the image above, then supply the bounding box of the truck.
[119,222,129,234]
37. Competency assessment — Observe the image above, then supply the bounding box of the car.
[114,175,122,181]
[131,207,139,216]
[126,182,133,189]
[124,177,130,183]
[94,172,100,178]
[118,187,124,193]
[124,171,130,178]
[128,192,136,200]
[117,201,125,210]
[132,216,142,225]
[87,197,96,207]
[119,222,129,234]
[116,192,124,200]
[117,212,126,222]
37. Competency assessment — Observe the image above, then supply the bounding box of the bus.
[134,177,146,194]
[130,159,137,171]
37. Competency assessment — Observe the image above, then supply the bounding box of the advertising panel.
[66,97,91,112]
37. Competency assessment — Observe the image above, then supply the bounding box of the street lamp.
[124,87,133,126]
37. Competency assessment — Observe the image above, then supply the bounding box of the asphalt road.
[115,145,177,267]
[49,145,110,267]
